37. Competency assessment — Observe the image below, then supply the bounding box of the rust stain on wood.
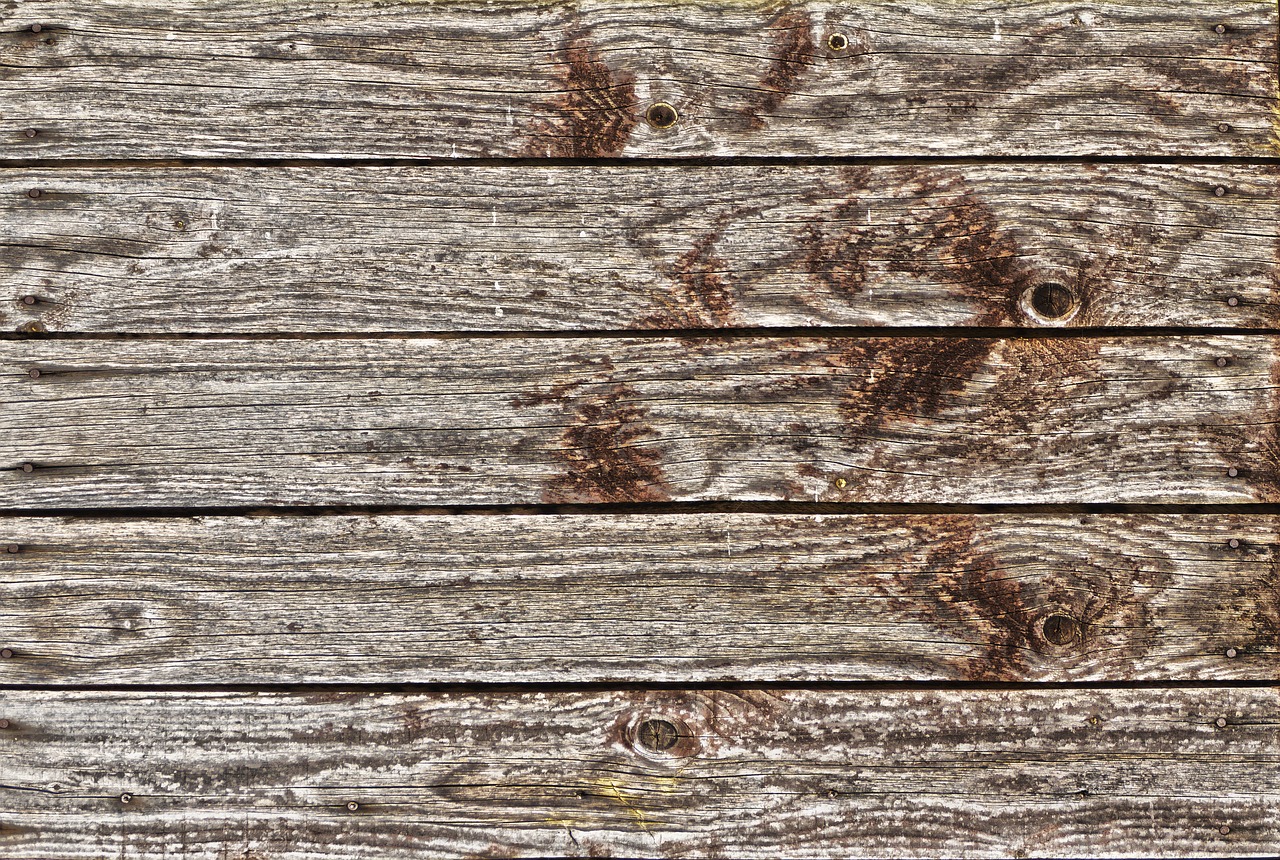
[743,9,815,129]
[522,31,637,157]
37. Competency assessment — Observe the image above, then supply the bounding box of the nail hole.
[1027,281,1076,321]
[636,717,680,752]
[1041,613,1081,646]
[646,102,678,130]
[827,33,849,51]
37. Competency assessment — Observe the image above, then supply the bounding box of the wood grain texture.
[4,164,1279,333]
[2,0,1276,159]
[0,513,1276,684]
[0,687,1275,858]
[2,335,1277,507]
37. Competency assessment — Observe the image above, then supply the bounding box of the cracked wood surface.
[0,513,1276,685]
[0,687,1275,858]
[4,164,1279,333]
[1,0,1277,159]
[2,335,1277,508]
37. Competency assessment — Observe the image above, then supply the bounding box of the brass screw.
[646,103,679,130]
[833,477,847,489]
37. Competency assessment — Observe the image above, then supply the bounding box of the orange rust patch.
[522,32,637,157]
[743,9,815,128]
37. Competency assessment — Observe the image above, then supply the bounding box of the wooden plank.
[1,335,1276,507]
[0,687,1274,858]
[5,164,1279,333]
[0,513,1275,684]
[3,0,1276,159]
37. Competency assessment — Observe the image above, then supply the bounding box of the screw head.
[1220,825,1231,835]
[1217,122,1232,133]
[23,128,37,139]
[1213,185,1227,197]
[0,649,13,659]
[27,188,42,199]
[28,368,40,379]
[1227,467,1239,478]
[0,719,9,729]
[119,793,132,804]
[1215,717,1228,728]
[1227,538,1240,549]
[1226,296,1240,307]
[5,545,18,554]
[30,23,42,33]
[827,32,849,51]
[346,801,359,811]
[833,477,847,489]
[1214,24,1226,34]
[1215,357,1229,368]
[21,295,37,306]
[636,717,680,752]
[1225,647,1238,658]
[19,463,34,473]
[646,102,679,130]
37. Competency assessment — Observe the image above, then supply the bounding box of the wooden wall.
[1,0,1278,856]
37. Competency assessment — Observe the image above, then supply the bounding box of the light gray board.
[2,0,1277,158]
[4,164,1278,333]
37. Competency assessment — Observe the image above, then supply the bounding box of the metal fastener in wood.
[0,649,13,659]
[1225,647,1238,658]
[23,128,37,138]
[27,189,42,199]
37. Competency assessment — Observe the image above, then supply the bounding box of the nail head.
[28,368,40,379]
[1214,24,1226,34]
[27,188,42,199]
[21,295,37,306]
[346,801,359,811]
[5,545,18,554]
[1215,717,1228,728]
[0,649,13,659]
[1225,647,1238,658]
[1227,538,1240,549]
[1227,467,1239,478]
[0,719,9,729]
[30,23,42,33]
[1220,825,1231,835]
[1215,357,1228,368]
[1213,185,1227,197]
[23,128,37,139]
[646,102,679,130]
[1226,296,1240,307]
[19,463,34,473]
[1217,123,1232,133]
[636,717,680,752]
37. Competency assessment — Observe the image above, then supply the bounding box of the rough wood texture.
[5,164,1279,333]
[2,336,1276,507]
[2,0,1277,159]
[0,687,1275,858]
[0,513,1276,684]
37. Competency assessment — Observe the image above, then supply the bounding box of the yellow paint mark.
[592,777,653,834]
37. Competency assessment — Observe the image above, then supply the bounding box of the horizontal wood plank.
[4,164,1279,333]
[0,513,1275,684]
[3,0,1277,158]
[0,687,1275,858]
[2,336,1277,507]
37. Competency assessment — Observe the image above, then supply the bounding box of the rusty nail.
[1215,717,1228,728]
[833,477,847,489]
[0,719,9,729]
[646,102,679,130]
[5,545,18,554]
[636,717,679,752]
[120,793,132,804]
[1217,123,1232,133]
[23,128,37,139]
[0,649,13,659]
[1225,647,1238,658]
[346,801,359,811]
[27,188,42,199]
[1227,538,1240,549]
[21,295,37,306]
[1227,467,1239,478]
[1214,24,1226,34]
[30,23,41,33]
[1213,185,1227,197]
[1226,296,1240,307]
[827,33,849,51]
[1215,357,1228,368]
[1220,825,1231,835]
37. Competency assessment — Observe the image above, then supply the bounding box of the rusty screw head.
[1215,717,1228,728]
[1225,647,1238,658]
[0,649,13,659]
[346,801,359,812]
[1226,296,1240,307]
[646,102,679,130]
[827,32,850,51]
[23,128,37,139]
[27,188,42,199]
[636,717,680,752]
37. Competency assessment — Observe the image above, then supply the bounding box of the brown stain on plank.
[743,9,815,128]
[522,31,637,157]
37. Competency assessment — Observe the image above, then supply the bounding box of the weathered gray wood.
[5,164,1278,333]
[3,0,1276,159]
[0,513,1275,684]
[2,336,1277,507]
[0,687,1274,858]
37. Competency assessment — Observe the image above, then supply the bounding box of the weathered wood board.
[0,688,1274,858]
[2,336,1275,508]
[0,513,1274,684]
[5,164,1279,333]
[2,0,1277,159]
